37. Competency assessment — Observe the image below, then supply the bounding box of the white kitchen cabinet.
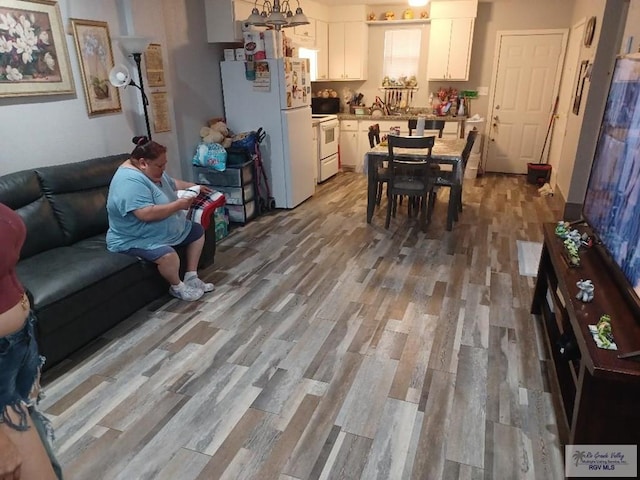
[328,22,368,80]
[293,19,316,46]
[427,17,475,81]
[339,120,359,169]
[316,20,329,81]
[205,0,255,43]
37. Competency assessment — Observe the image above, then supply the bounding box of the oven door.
[319,119,339,160]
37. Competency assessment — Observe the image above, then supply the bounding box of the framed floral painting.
[70,18,120,116]
[0,0,75,97]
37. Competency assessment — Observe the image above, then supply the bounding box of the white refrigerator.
[220,58,315,209]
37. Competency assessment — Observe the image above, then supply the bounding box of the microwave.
[312,97,340,114]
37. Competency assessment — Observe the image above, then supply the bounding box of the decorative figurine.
[568,229,582,250]
[368,12,377,21]
[596,314,613,348]
[563,238,580,266]
[576,279,595,302]
[555,221,571,238]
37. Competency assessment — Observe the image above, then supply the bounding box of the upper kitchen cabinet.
[328,22,368,80]
[427,0,478,81]
[292,19,316,46]
[316,20,329,81]
[205,0,255,43]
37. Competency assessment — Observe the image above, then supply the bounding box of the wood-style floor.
[41,172,567,480]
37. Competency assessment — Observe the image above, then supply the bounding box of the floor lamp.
[112,36,152,140]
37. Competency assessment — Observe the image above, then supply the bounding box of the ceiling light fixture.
[246,0,309,30]
[408,0,429,7]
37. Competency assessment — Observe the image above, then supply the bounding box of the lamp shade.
[267,10,288,26]
[117,36,151,55]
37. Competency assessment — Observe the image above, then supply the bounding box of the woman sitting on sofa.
[106,136,214,302]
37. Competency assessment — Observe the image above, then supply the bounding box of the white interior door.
[485,32,566,174]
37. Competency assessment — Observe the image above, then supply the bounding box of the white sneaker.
[169,284,204,301]
[185,276,215,293]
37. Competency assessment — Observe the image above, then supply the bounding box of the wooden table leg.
[367,155,376,223]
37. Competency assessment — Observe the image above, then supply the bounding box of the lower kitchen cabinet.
[339,120,359,170]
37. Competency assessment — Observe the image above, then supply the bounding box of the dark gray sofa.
[0,154,216,370]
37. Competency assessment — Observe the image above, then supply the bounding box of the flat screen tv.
[582,54,640,312]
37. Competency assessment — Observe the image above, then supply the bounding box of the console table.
[531,223,640,444]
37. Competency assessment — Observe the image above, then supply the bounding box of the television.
[582,53,640,313]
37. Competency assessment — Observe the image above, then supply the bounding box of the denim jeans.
[0,311,63,479]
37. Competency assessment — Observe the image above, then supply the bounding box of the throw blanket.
[187,190,226,229]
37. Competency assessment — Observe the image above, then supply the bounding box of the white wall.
[562,0,629,216]
[0,0,225,181]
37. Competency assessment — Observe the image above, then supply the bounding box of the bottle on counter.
[458,97,465,117]
[428,92,434,113]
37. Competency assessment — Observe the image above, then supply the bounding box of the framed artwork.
[70,18,120,116]
[572,60,590,115]
[144,43,165,87]
[0,0,75,97]
[151,91,170,133]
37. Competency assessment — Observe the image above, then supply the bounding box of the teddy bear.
[200,119,233,149]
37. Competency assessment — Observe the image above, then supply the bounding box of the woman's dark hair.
[130,136,167,160]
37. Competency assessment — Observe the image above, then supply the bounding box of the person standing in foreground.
[106,136,214,302]
[0,203,60,480]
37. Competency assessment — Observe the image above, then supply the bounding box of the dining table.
[365,137,468,231]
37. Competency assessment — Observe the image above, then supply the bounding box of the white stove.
[312,114,339,183]
[312,114,338,121]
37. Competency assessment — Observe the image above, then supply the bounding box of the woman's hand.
[175,196,195,211]
[0,431,21,479]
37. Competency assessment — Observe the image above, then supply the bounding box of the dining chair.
[408,119,445,137]
[385,134,437,232]
[430,129,478,224]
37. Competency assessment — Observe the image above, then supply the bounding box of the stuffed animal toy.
[200,119,233,149]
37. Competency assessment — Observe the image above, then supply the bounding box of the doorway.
[484,30,568,174]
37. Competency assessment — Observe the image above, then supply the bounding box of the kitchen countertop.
[337,113,466,122]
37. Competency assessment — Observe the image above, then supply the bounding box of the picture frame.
[151,91,171,133]
[144,43,165,88]
[0,0,75,98]
[572,60,590,115]
[70,18,121,116]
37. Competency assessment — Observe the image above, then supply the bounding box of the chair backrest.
[461,129,478,169]
[408,119,446,137]
[387,135,437,194]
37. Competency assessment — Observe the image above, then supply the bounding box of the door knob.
[495,105,500,110]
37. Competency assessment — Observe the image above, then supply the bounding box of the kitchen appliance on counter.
[311,97,340,115]
[312,114,339,183]
[220,58,315,209]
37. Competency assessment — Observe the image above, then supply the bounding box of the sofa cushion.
[0,169,66,259]
[36,154,128,245]
[15,235,146,332]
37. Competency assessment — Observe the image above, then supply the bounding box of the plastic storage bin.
[194,160,253,188]
[215,184,255,206]
[227,200,256,224]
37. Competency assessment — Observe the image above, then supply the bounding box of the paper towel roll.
[416,115,426,136]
